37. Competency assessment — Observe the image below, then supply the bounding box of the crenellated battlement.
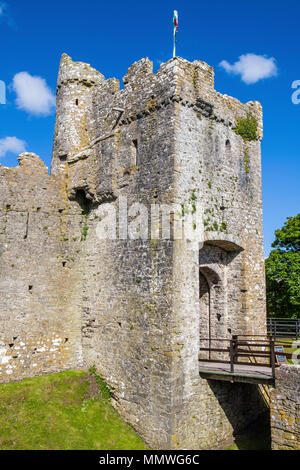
[56,53,105,89]
[53,54,262,150]
[50,54,263,209]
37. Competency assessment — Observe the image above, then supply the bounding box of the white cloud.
[220,53,278,84]
[0,2,16,28]
[12,72,56,116]
[0,136,27,158]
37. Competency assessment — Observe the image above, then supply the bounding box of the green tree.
[265,213,300,318]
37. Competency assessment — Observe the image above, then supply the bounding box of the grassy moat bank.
[0,370,271,450]
[0,370,147,450]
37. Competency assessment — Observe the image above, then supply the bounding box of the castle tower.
[0,54,267,449]
[50,54,267,448]
[51,54,104,178]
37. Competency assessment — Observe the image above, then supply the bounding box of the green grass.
[0,370,148,450]
[275,337,299,364]
[227,436,270,451]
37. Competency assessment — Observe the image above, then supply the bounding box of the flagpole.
[172,10,178,59]
[173,28,176,58]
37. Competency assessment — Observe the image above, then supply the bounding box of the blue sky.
[0,0,299,256]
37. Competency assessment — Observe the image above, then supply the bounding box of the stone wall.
[0,153,84,382]
[271,365,300,450]
[162,57,267,448]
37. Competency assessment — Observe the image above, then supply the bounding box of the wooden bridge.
[199,335,293,385]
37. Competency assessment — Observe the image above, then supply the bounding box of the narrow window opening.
[62,261,66,267]
[75,99,79,106]
[24,212,29,239]
[131,139,138,166]
[225,139,231,159]
[74,189,93,215]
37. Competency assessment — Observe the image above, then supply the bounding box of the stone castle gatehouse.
[0,54,267,449]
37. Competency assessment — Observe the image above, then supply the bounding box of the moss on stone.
[220,221,228,232]
[81,225,88,241]
[244,146,250,173]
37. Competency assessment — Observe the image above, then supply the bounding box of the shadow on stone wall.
[208,379,270,442]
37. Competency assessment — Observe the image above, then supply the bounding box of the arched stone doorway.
[199,240,243,360]
[199,265,223,360]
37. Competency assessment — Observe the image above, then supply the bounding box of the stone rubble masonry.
[271,365,300,450]
[0,54,268,449]
[0,152,84,381]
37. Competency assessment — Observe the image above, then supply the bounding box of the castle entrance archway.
[199,243,228,360]
[198,240,243,360]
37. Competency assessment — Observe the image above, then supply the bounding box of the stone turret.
[51,54,104,175]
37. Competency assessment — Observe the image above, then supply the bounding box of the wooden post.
[230,338,234,373]
[270,339,275,380]
[269,318,272,337]
[232,335,238,365]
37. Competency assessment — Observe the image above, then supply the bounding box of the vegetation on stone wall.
[220,221,228,232]
[234,114,258,141]
[244,146,250,173]
[265,213,300,318]
[81,214,89,241]
[88,365,113,400]
[81,225,89,241]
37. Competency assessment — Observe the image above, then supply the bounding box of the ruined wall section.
[51,53,105,194]
[0,153,84,382]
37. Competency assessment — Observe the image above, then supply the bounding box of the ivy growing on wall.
[244,146,250,173]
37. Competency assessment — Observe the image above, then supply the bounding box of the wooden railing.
[199,335,294,379]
